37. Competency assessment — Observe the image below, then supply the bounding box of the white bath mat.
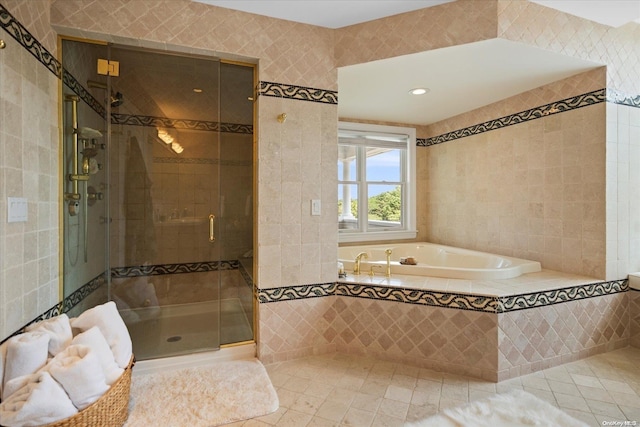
[125,359,278,427]
[408,389,588,427]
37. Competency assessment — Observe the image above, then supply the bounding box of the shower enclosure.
[60,39,255,360]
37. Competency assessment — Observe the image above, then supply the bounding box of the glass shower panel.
[219,62,255,344]
[107,47,222,360]
[61,39,110,317]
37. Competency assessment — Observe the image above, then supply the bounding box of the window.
[338,122,416,242]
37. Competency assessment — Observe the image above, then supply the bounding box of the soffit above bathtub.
[338,39,603,126]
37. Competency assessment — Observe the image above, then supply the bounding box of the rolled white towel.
[71,327,123,385]
[25,314,73,356]
[71,301,132,368]
[0,371,77,427]
[2,332,49,400]
[48,344,109,410]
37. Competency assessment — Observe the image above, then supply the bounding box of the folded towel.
[0,371,77,427]
[48,344,109,410]
[2,332,49,400]
[2,373,37,403]
[71,301,132,368]
[71,327,123,385]
[25,314,73,356]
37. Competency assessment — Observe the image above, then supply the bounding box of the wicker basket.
[41,355,135,427]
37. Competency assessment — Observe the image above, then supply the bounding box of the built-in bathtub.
[338,242,541,280]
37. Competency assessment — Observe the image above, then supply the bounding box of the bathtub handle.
[208,214,215,242]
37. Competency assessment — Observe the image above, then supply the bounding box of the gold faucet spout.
[353,252,369,275]
[385,249,392,277]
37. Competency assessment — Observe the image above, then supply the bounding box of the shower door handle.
[208,214,215,243]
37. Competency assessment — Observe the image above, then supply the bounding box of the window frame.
[338,121,417,243]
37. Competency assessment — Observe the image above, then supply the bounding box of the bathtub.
[338,242,541,280]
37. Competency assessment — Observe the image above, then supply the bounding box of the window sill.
[338,230,417,243]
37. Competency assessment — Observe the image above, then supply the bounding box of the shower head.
[110,92,124,108]
[87,80,107,90]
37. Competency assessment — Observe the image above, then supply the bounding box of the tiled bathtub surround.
[259,272,630,381]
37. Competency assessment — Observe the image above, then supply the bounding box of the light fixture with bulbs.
[157,128,184,154]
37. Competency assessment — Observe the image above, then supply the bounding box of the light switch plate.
[311,199,321,216]
[8,197,28,222]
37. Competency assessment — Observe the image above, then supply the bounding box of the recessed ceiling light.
[409,88,429,95]
[193,88,203,93]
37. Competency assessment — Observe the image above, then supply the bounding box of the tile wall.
[422,101,607,278]
[0,1,60,338]
[498,292,629,380]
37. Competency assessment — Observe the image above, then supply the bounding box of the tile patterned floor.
[229,347,640,426]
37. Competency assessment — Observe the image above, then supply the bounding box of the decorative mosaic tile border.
[0,4,61,78]
[259,278,629,313]
[0,272,107,344]
[258,81,338,104]
[111,260,238,278]
[153,157,251,166]
[63,69,106,118]
[335,283,499,312]
[499,279,629,312]
[607,88,640,108]
[112,113,253,134]
[258,283,336,303]
[238,260,254,291]
[420,89,607,147]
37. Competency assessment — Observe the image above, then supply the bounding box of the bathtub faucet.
[385,249,392,277]
[353,252,368,275]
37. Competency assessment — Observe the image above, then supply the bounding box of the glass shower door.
[106,46,223,360]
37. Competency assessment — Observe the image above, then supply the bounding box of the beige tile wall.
[334,0,498,68]
[257,96,338,289]
[420,68,607,140]
[422,101,607,278]
[497,0,640,96]
[258,296,337,364]
[0,0,60,338]
[331,298,499,381]
[49,0,336,90]
[498,293,629,380]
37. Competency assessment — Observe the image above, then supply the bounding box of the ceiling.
[194,0,638,126]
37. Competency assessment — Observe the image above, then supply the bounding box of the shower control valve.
[68,200,80,216]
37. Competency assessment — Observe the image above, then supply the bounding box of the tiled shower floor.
[126,298,252,360]
[228,346,640,427]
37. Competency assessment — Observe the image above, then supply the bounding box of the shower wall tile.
[49,0,336,90]
[497,292,629,381]
[0,13,60,339]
